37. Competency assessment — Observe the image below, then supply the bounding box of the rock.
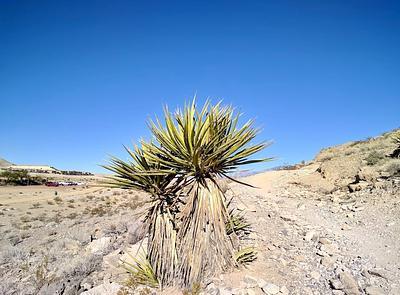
[120,237,148,266]
[126,220,147,244]
[206,283,220,295]
[293,255,306,262]
[81,282,122,295]
[365,286,385,295]
[219,287,234,295]
[310,271,321,280]
[280,214,297,222]
[330,279,344,290]
[351,206,364,212]
[261,283,280,295]
[304,230,317,241]
[320,244,338,255]
[339,272,360,295]
[279,286,289,295]
[86,237,113,254]
[243,275,259,288]
[319,237,332,245]
[320,256,335,266]
[348,182,369,192]
[341,224,352,231]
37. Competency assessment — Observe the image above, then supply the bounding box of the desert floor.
[0,166,399,295]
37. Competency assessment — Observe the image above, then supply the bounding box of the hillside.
[0,157,13,167]
[314,129,400,191]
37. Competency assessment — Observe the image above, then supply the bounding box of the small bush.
[365,151,384,166]
[54,196,63,203]
[383,160,400,176]
[0,170,45,185]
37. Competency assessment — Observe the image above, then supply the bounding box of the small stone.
[319,237,332,245]
[310,271,321,280]
[339,272,360,295]
[243,275,259,288]
[341,224,352,230]
[86,237,112,254]
[279,286,289,295]
[320,244,338,255]
[206,283,220,295]
[280,214,297,222]
[297,203,306,210]
[365,286,385,295]
[320,256,335,266]
[304,230,317,241]
[316,250,329,257]
[330,279,344,290]
[81,282,122,295]
[261,283,280,295]
[218,288,232,295]
[293,254,306,262]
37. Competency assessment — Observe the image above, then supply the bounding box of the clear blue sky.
[1,1,399,173]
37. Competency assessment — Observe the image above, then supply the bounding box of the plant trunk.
[148,204,178,288]
[176,181,235,287]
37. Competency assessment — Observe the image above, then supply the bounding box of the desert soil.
[0,164,399,295]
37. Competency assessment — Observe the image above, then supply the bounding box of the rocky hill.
[0,157,13,167]
[314,129,400,191]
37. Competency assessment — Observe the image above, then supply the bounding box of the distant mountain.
[0,157,14,167]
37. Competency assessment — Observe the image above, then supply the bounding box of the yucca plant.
[141,100,271,286]
[226,209,251,236]
[234,247,258,265]
[103,146,184,287]
[120,251,159,288]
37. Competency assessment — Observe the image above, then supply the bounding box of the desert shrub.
[86,195,95,200]
[0,170,44,185]
[20,215,31,223]
[90,205,107,216]
[62,253,102,278]
[32,202,41,209]
[381,159,400,176]
[365,151,384,166]
[54,196,62,203]
[67,212,78,219]
[0,246,29,264]
[37,213,47,222]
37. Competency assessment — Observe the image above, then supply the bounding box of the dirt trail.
[219,167,400,294]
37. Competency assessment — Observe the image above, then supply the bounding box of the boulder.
[80,282,122,295]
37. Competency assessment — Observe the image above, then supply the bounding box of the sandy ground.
[0,166,399,294]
